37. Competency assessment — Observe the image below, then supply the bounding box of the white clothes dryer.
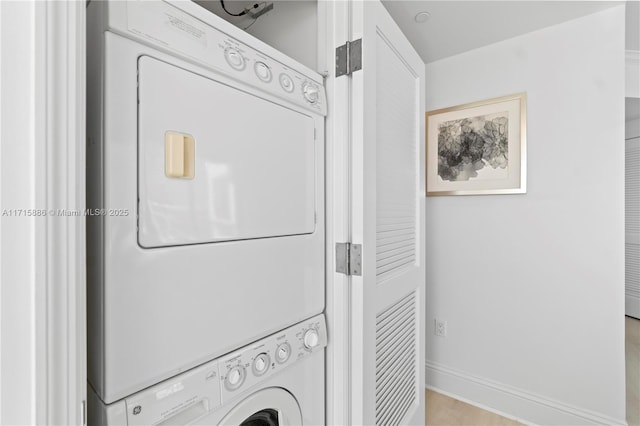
[88,315,327,425]
[86,0,326,404]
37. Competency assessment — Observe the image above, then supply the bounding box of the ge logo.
[133,405,142,415]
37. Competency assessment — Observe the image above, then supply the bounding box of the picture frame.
[425,93,527,196]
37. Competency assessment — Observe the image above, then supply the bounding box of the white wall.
[627,51,639,98]
[194,0,318,71]
[1,3,44,423]
[1,2,86,424]
[628,97,640,139]
[628,118,640,139]
[626,98,640,320]
[247,0,317,71]
[424,6,626,425]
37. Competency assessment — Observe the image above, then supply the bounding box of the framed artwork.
[425,93,527,196]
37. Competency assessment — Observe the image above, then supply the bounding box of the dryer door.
[217,388,302,426]
[137,56,316,248]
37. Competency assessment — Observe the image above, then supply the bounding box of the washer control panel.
[218,314,327,402]
[122,314,327,426]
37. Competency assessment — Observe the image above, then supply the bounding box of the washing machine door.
[218,388,302,426]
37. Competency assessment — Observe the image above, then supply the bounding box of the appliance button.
[279,73,295,93]
[275,343,291,363]
[254,62,272,82]
[252,353,270,376]
[302,82,320,104]
[224,48,246,71]
[225,365,245,391]
[303,329,320,349]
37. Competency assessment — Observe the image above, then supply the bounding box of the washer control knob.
[275,343,291,364]
[254,62,272,82]
[302,82,320,104]
[224,47,245,71]
[252,353,270,376]
[225,365,245,391]
[303,329,320,349]
[279,74,295,93]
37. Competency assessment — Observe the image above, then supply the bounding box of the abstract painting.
[425,93,526,196]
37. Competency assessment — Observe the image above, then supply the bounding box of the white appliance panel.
[89,315,327,426]
[86,0,326,403]
[138,56,316,247]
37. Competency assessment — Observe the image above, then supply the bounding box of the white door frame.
[0,2,86,424]
[319,1,352,425]
[320,1,426,424]
[318,0,424,425]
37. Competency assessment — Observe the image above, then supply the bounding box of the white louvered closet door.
[348,1,425,424]
[626,136,640,319]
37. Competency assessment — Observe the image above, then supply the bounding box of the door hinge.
[336,242,362,276]
[336,39,362,77]
[81,400,87,425]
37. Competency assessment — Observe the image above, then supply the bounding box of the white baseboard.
[425,360,627,426]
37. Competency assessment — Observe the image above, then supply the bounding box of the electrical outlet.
[434,319,447,337]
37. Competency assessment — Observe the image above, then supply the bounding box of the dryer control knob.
[279,74,295,93]
[303,329,320,349]
[276,343,291,364]
[252,353,270,376]
[302,82,319,104]
[225,366,245,391]
[224,47,245,71]
[254,62,272,82]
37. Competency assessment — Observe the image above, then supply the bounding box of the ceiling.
[381,1,631,63]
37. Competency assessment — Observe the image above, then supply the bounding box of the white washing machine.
[89,315,327,425]
[86,0,326,405]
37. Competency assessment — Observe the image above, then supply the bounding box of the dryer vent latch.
[336,242,362,276]
[335,39,362,77]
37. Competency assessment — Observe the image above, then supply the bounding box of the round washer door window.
[219,388,302,426]
[240,408,279,426]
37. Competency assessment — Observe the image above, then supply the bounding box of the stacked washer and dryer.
[86,1,327,424]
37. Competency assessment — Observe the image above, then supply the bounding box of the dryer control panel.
[218,38,325,113]
[116,315,327,426]
[103,0,326,115]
